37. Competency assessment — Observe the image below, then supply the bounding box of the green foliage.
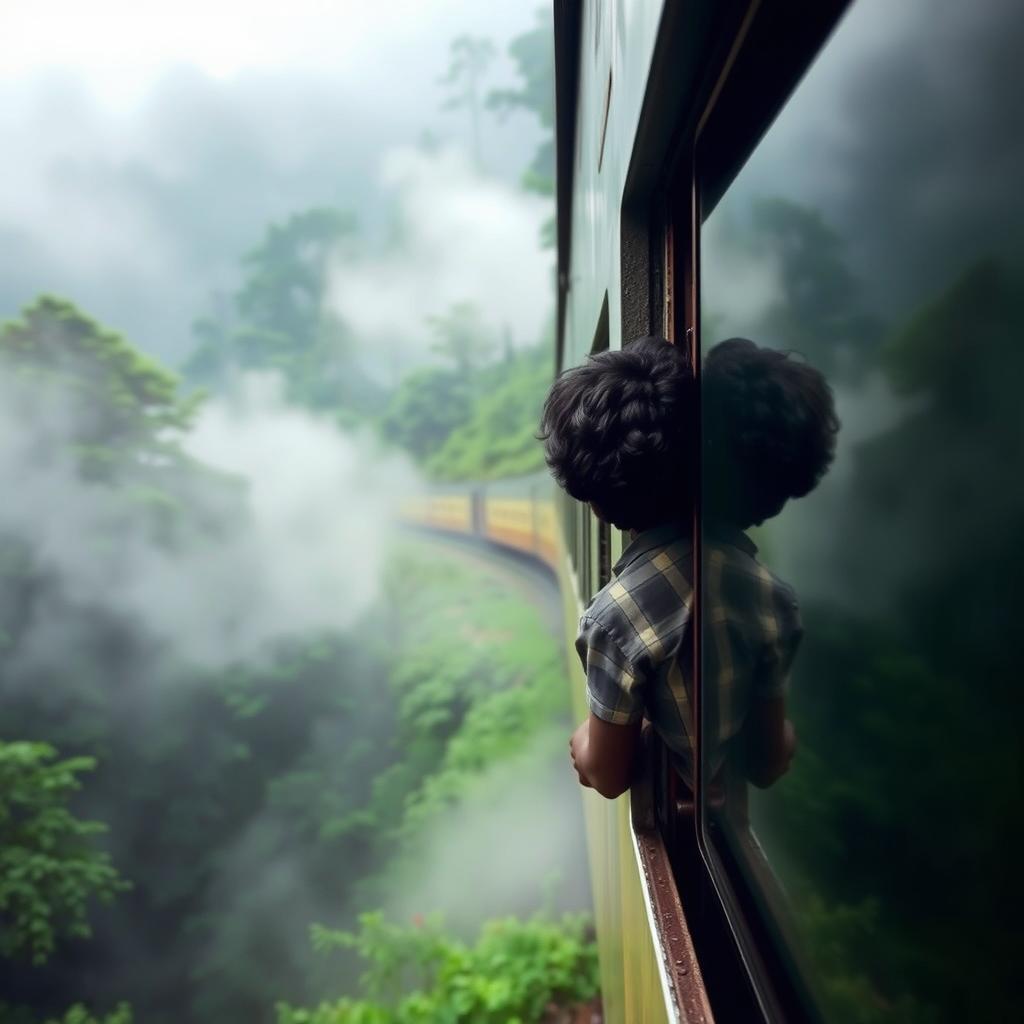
[0,13,567,1016]
[0,742,129,965]
[1,295,197,474]
[747,256,1024,1021]
[235,208,352,343]
[438,35,496,169]
[487,8,555,198]
[382,338,550,480]
[361,547,567,850]
[179,544,572,1019]
[184,208,382,418]
[1,1003,133,1024]
[746,198,882,380]
[425,342,550,481]
[882,259,1024,429]
[277,912,598,1024]
[42,1005,133,1024]
[427,302,495,376]
[377,366,473,462]
[438,36,496,111]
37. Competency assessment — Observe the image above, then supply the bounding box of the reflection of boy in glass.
[541,336,836,799]
[702,339,838,788]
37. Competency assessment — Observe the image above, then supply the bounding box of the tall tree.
[487,8,555,199]
[438,35,496,171]
[234,208,351,350]
[749,197,882,380]
[426,301,494,377]
[2,296,197,480]
[184,208,381,418]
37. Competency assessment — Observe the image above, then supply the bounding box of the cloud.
[703,0,1024,607]
[700,207,783,339]
[2,0,526,111]
[0,4,549,368]
[328,144,553,378]
[0,70,393,363]
[0,369,419,673]
[374,729,591,932]
[716,0,1024,322]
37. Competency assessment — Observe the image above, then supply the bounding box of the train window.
[562,494,577,579]
[596,521,611,590]
[589,292,610,589]
[699,1,1024,1021]
[580,501,592,600]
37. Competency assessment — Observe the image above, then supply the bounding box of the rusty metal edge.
[630,766,714,1024]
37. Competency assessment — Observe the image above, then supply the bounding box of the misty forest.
[4,2,1022,1023]
[1,13,600,1024]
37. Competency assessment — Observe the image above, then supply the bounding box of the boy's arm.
[569,714,643,799]
[744,697,796,788]
[572,618,646,799]
[745,591,802,787]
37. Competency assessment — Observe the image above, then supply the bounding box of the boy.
[539,336,837,798]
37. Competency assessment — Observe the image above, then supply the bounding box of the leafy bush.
[43,1005,133,1024]
[277,912,598,1024]
[0,742,129,965]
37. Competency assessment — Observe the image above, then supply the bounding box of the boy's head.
[704,338,839,528]
[539,336,695,531]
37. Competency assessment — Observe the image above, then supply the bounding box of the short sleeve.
[575,617,646,724]
[752,583,803,700]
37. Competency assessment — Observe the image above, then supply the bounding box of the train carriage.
[553,1,1024,1023]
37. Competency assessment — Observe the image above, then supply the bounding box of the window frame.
[681,1,854,1021]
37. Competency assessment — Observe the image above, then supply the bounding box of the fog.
[719,0,1024,321]
[0,2,547,366]
[0,364,415,675]
[703,0,1024,605]
[377,730,590,930]
[701,6,1024,1016]
[329,143,552,380]
[1,4,571,1021]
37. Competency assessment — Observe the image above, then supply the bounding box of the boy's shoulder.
[704,536,801,653]
[581,527,693,664]
[705,534,798,610]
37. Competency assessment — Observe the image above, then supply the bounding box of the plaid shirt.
[575,522,802,787]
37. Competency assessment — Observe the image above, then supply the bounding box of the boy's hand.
[569,720,594,788]
[568,713,642,799]
[745,697,797,788]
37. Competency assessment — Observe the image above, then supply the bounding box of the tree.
[752,258,1024,1021]
[438,35,496,171]
[1,296,197,479]
[378,366,472,462]
[426,302,494,377]
[184,209,381,417]
[0,742,129,966]
[235,208,351,348]
[487,8,555,198]
[748,197,882,380]
[43,1005,133,1024]
[426,340,549,481]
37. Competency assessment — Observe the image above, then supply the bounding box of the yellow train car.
[479,473,561,574]
[399,491,473,534]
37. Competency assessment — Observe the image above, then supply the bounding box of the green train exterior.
[553,0,1024,1023]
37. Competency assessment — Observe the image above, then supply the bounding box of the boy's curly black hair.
[539,336,695,530]
[703,338,839,528]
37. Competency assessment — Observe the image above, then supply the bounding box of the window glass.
[700,1,1024,1020]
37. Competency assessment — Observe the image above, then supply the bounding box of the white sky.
[2,0,534,109]
[0,1,551,365]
